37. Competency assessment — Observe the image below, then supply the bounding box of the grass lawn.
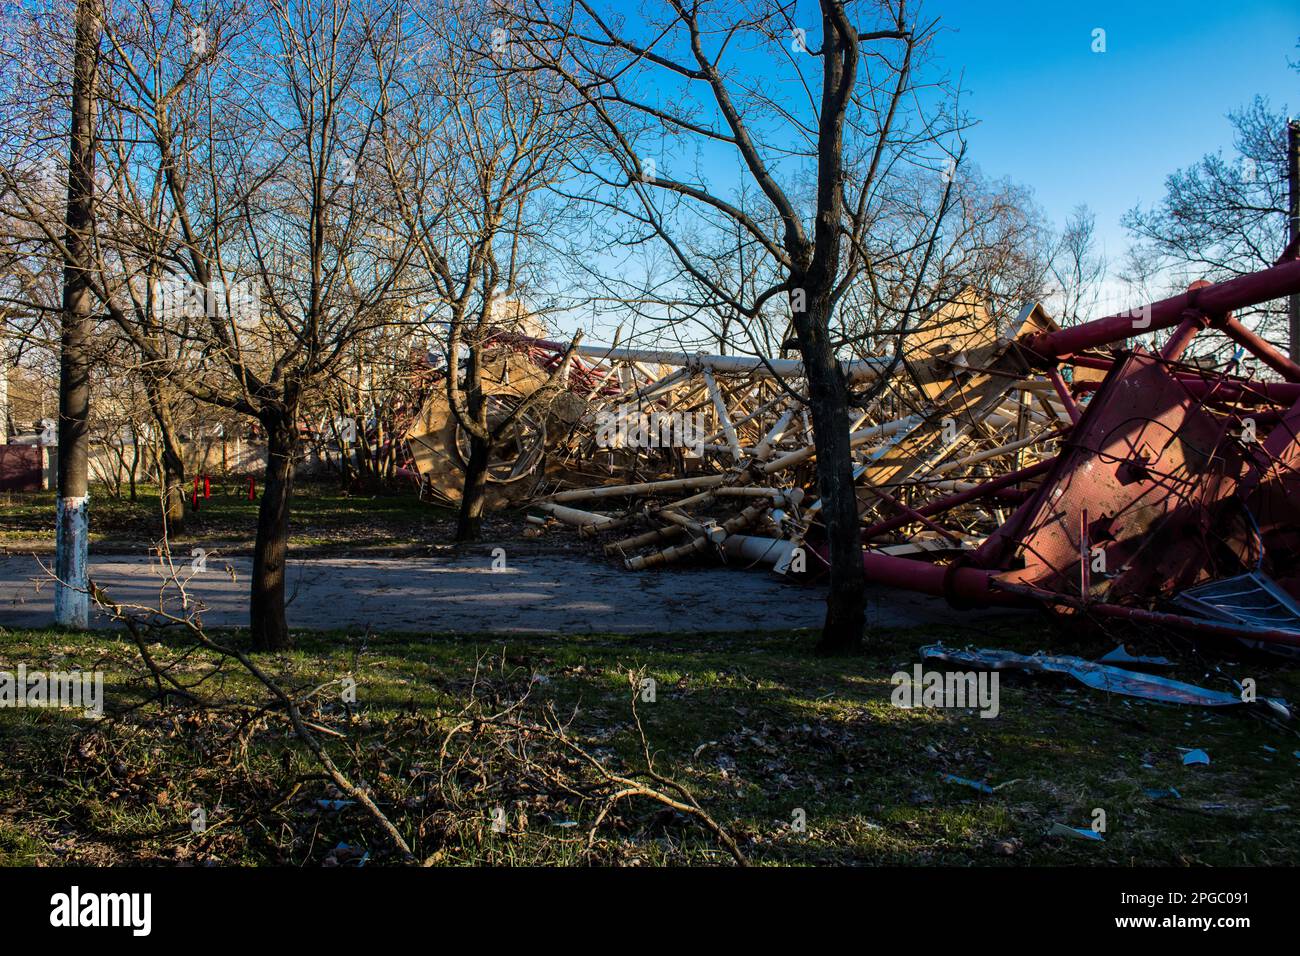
[1,619,1297,866]
[0,481,463,555]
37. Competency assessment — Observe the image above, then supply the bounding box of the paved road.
[0,550,1010,634]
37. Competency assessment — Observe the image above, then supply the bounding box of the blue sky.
[935,0,1299,261]
[546,1,1299,340]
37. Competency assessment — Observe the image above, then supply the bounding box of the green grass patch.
[0,481,456,554]
[1,620,1296,866]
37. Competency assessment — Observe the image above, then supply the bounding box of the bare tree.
[52,0,99,627]
[378,5,587,541]
[2,0,435,648]
[310,322,426,491]
[1124,89,1297,344]
[507,0,965,653]
[1046,204,1106,327]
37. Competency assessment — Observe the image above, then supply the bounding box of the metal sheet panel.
[995,350,1252,603]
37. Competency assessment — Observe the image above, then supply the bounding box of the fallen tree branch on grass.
[435,663,748,866]
[87,580,417,863]
[70,574,745,865]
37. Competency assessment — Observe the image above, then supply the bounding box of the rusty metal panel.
[995,350,1252,604]
[1243,398,1300,596]
[0,444,42,491]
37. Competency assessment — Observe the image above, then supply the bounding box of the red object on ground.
[845,258,1300,647]
[247,476,257,501]
[0,445,42,491]
[993,351,1253,604]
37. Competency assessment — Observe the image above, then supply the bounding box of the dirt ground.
[1,482,1025,634]
[0,548,1019,633]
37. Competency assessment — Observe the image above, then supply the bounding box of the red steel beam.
[1070,376,1300,405]
[1066,351,1300,402]
[1159,282,1214,361]
[858,458,1056,541]
[867,485,963,545]
[856,550,1026,606]
[1048,368,1081,423]
[836,549,1300,647]
[1216,315,1300,383]
[995,581,1300,648]
[1021,257,1300,362]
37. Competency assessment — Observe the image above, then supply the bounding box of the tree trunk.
[355,412,375,491]
[800,299,866,655]
[54,0,98,629]
[455,434,490,542]
[453,347,490,543]
[127,436,138,501]
[144,377,185,529]
[251,409,298,650]
[333,407,356,489]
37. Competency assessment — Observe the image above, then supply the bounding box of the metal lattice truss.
[405,256,1300,648]
[522,294,1070,573]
